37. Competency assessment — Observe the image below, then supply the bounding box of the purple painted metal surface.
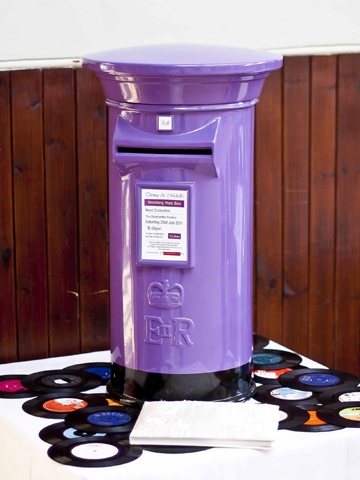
[83,44,282,105]
[83,45,282,381]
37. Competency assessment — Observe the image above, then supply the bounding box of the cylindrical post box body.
[83,45,282,403]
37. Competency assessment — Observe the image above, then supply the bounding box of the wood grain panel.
[76,69,109,352]
[282,57,310,356]
[308,57,336,367]
[1,56,360,369]
[0,72,17,363]
[11,70,48,361]
[335,54,360,375]
[44,69,80,357]
[255,69,283,343]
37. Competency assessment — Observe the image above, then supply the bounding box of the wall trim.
[0,58,83,71]
[1,45,360,71]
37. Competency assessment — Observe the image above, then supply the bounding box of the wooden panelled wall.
[1,55,360,375]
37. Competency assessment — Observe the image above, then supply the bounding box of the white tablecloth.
[0,344,359,480]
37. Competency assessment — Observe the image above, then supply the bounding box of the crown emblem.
[147,279,184,309]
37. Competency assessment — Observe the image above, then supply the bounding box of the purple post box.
[83,45,282,403]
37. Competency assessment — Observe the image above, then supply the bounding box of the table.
[0,344,359,480]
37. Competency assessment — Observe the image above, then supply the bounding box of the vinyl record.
[93,394,142,409]
[22,393,109,419]
[292,405,344,432]
[21,369,101,394]
[65,405,139,434]
[95,394,129,408]
[64,363,111,386]
[253,334,269,349]
[0,375,38,399]
[48,437,142,467]
[252,349,302,370]
[318,402,360,428]
[255,384,318,407]
[254,366,308,386]
[318,386,360,405]
[39,421,129,445]
[278,368,360,393]
[277,405,310,430]
[143,445,210,454]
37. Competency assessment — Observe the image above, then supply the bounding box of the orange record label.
[43,398,88,412]
[106,398,124,407]
[304,410,326,426]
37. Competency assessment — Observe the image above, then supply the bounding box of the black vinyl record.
[48,437,142,468]
[255,384,318,407]
[317,386,360,405]
[64,363,111,386]
[0,374,38,399]
[278,368,360,393]
[21,369,101,394]
[292,405,344,432]
[252,349,302,370]
[253,334,270,349]
[39,421,129,445]
[277,405,310,430]
[65,405,139,433]
[143,445,210,454]
[254,365,308,386]
[318,402,360,428]
[22,393,109,419]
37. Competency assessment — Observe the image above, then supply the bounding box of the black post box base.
[107,362,255,404]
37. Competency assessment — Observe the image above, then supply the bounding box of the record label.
[304,411,326,426]
[71,443,119,460]
[255,368,292,379]
[23,393,108,419]
[43,398,88,413]
[253,353,283,365]
[291,405,343,432]
[298,373,340,387]
[270,387,313,401]
[106,399,124,407]
[22,369,101,394]
[278,411,288,421]
[87,412,132,427]
[48,437,142,467]
[279,368,359,393]
[0,379,28,393]
[65,406,138,434]
[42,374,82,388]
[64,363,112,386]
[84,367,111,380]
[339,407,360,421]
[318,402,360,428]
[339,392,360,402]
[64,428,106,440]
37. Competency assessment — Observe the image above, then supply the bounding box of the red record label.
[43,398,88,413]
[255,368,292,379]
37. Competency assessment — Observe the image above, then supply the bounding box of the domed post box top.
[82,44,283,105]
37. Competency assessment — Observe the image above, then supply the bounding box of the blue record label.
[298,373,340,387]
[84,367,111,380]
[270,387,313,401]
[253,353,283,365]
[87,411,132,427]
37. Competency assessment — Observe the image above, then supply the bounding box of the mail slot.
[82,45,282,402]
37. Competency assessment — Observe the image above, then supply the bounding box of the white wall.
[1,0,360,68]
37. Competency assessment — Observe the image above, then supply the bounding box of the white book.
[130,401,279,449]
